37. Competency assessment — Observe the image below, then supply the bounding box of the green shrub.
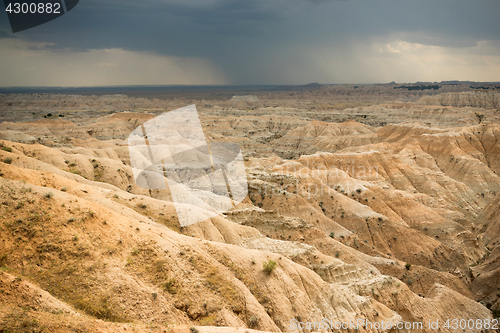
[164,278,178,294]
[263,259,277,274]
[3,158,12,164]
[405,263,411,270]
[1,146,12,152]
[329,232,335,238]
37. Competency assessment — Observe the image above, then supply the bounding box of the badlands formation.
[0,83,499,332]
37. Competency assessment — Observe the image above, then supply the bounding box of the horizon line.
[1,81,499,90]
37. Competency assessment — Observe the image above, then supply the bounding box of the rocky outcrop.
[419,91,500,109]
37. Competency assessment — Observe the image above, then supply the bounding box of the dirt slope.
[1,90,499,331]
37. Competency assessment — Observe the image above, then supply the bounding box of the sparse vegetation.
[3,158,12,164]
[263,259,277,274]
[1,146,12,152]
[73,294,127,322]
[475,112,485,124]
[164,278,178,294]
[493,309,500,319]
[199,315,216,326]
[395,84,439,91]
[249,315,259,328]
[405,263,411,270]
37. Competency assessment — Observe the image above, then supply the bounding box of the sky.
[0,0,500,86]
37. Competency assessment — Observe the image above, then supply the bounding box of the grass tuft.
[263,259,277,274]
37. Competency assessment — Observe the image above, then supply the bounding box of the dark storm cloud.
[0,30,15,39]
[1,0,499,84]
[13,0,499,52]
